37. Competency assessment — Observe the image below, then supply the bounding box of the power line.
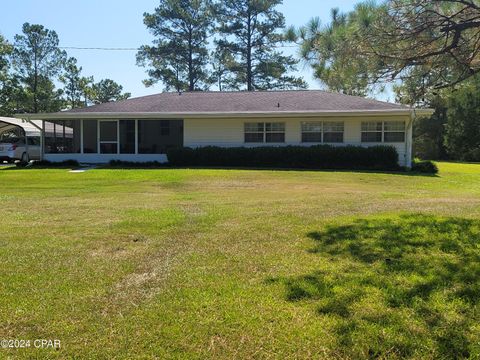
[7,43,299,52]
[52,44,299,51]
[59,46,140,51]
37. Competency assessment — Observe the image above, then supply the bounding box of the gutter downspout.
[22,118,44,161]
[406,109,415,168]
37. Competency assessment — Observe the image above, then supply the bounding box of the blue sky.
[1,0,376,99]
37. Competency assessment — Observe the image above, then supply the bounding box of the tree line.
[0,23,130,116]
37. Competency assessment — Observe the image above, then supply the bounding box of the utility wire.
[45,44,299,51]
[59,47,140,51]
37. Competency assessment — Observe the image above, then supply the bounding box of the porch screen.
[44,120,81,154]
[138,120,183,154]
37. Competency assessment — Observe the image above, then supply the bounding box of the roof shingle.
[64,90,408,114]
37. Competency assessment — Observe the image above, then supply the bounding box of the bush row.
[16,159,80,168]
[166,145,400,170]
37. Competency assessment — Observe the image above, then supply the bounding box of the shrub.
[166,145,400,171]
[411,160,438,174]
[16,159,80,168]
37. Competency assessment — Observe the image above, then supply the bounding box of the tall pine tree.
[137,0,214,92]
[59,57,84,109]
[215,0,306,91]
[11,23,66,113]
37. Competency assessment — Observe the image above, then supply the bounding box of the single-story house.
[16,90,433,167]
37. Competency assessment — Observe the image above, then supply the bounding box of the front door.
[99,120,118,154]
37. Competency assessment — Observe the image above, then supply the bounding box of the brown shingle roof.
[64,90,408,114]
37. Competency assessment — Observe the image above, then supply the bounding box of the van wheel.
[21,152,30,162]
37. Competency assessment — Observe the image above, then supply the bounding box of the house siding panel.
[184,115,411,166]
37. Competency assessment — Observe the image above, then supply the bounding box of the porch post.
[135,119,139,154]
[41,120,45,161]
[80,119,84,154]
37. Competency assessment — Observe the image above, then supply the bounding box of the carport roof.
[0,117,42,137]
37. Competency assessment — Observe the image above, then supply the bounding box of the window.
[323,122,344,143]
[265,122,285,143]
[301,122,322,142]
[361,121,406,143]
[361,121,383,142]
[27,137,40,146]
[245,122,285,143]
[301,121,344,143]
[384,121,405,142]
[244,123,264,143]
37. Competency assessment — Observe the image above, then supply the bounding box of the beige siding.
[184,115,412,166]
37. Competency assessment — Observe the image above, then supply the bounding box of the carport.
[0,117,43,161]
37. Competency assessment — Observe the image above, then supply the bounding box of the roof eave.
[412,108,436,116]
[15,109,421,120]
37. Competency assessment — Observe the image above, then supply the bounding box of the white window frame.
[265,122,285,143]
[301,121,344,143]
[244,122,285,143]
[244,122,265,143]
[384,121,406,143]
[361,121,406,143]
[301,121,323,143]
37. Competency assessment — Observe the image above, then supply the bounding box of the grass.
[0,162,479,359]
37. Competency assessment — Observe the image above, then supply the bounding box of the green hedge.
[166,145,400,170]
[16,159,80,168]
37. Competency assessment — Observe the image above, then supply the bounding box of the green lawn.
[0,162,479,359]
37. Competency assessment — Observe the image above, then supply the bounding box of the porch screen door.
[99,120,118,154]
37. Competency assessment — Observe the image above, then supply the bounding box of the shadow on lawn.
[268,214,480,359]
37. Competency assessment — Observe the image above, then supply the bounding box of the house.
[15,90,433,167]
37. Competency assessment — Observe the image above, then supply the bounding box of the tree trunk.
[175,65,181,92]
[247,9,253,91]
[188,29,194,91]
[33,49,38,113]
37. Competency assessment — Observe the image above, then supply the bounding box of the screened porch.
[41,119,183,163]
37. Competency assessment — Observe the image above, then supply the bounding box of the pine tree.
[137,0,214,92]
[215,0,306,91]
[59,57,84,109]
[11,23,66,113]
